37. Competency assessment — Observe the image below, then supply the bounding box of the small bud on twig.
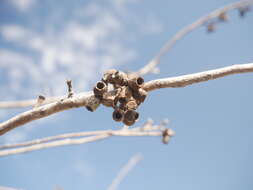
[238,6,251,18]
[207,22,216,33]
[66,80,74,98]
[218,12,228,22]
[34,95,46,108]
[162,128,175,144]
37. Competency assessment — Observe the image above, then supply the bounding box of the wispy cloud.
[8,0,36,12]
[0,0,163,143]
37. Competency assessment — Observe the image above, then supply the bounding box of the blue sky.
[0,0,253,189]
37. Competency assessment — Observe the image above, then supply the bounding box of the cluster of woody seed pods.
[93,69,147,126]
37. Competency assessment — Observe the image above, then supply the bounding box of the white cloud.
[9,0,35,12]
[0,7,136,97]
[0,1,163,144]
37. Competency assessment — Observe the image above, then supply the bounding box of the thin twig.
[0,123,174,157]
[0,134,110,157]
[137,0,253,76]
[106,153,143,190]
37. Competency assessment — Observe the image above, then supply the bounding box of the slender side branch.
[0,122,174,157]
[107,153,143,190]
[137,0,253,75]
[0,63,252,136]
[0,134,110,157]
[143,63,253,91]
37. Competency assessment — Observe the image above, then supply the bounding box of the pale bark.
[137,0,253,76]
[0,63,252,136]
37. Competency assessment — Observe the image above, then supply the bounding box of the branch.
[0,121,174,157]
[1,1,252,110]
[137,0,253,76]
[0,92,100,136]
[143,63,253,91]
[0,63,252,136]
[106,153,143,190]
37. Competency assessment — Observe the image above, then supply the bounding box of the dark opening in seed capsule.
[97,81,105,89]
[112,109,124,122]
[93,81,107,98]
[136,77,144,86]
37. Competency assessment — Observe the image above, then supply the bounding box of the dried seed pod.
[132,88,147,104]
[123,110,139,126]
[112,109,124,122]
[119,102,127,111]
[125,99,138,110]
[111,71,128,86]
[128,75,144,91]
[218,12,228,22]
[101,89,119,108]
[102,69,117,83]
[117,86,132,104]
[93,81,108,98]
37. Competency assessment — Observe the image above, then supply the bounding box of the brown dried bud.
[93,81,108,98]
[112,109,124,122]
[218,12,228,22]
[207,22,215,33]
[123,110,139,126]
[38,95,46,101]
[128,75,144,91]
[132,88,147,104]
[162,129,175,144]
[238,6,251,18]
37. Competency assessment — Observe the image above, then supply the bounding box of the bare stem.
[0,122,173,157]
[106,153,143,190]
[137,0,253,75]
[143,63,253,91]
